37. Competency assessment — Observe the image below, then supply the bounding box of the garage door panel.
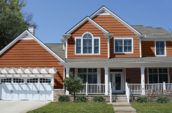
[1,83,13,100]
[32,83,40,101]
[0,77,53,101]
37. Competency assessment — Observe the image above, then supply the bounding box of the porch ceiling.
[65,57,172,68]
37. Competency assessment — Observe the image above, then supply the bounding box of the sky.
[23,0,172,43]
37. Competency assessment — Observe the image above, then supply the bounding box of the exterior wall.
[142,41,172,57]
[67,21,108,59]
[126,68,141,83]
[142,41,155,57]
[0,40,64,89]
[93,15,140,58]
[166,41,172,56]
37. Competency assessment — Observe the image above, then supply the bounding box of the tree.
[64,76,83,100]
[0,0,33,49]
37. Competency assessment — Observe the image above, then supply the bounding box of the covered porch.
[64,58,172,97]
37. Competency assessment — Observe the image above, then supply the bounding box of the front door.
[111,72,123,93]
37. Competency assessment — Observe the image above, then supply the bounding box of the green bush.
[58,95,70,102]
[156,96,169,103]
[136,96,148,103]
[75,96,88,102]
[93,96,105,102]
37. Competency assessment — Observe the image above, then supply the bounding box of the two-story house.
[0,6,172,101]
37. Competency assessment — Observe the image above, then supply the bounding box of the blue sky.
[23,0,172,43]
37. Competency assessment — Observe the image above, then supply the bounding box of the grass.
[132,102,172,113]
[27,102,114,113]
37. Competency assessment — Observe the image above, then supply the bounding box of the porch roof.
[65,57,172,68]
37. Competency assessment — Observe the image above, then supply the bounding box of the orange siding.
[67,21,108,59]
[0,40,64,89]
[142,41,155,57]
[166,41,172,56]
[93,15,140,58]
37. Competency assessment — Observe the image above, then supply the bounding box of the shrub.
[58,95,70,102]
[75,96,88,102]
[93,96,105,102]
[156,96,169,103]
[136,96,148,103]
[64,76,83,100]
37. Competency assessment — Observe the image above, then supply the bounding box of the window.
[114,38,133,53]
[40,78,51,83]
[78,68,97,84]
[1,78,12,83]
[13,78,24,83]
[155,41,166,56]
[75,32,100,54]
[148,68,168,83]
[27,78,38,83]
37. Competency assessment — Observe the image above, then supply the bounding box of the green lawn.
[28,102,114,113]
[132,102,172,113]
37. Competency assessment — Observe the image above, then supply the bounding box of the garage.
[0,68,56,101]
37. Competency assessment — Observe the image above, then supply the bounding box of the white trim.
[66,17,109,34]
[139,38,142,58]
[113,37,134,54]
[107,38,110,58]
[65,39,68,58]
[75,32,101,55]
[90,7,141,36]
[155,41,166,57]
[0,30,65,63]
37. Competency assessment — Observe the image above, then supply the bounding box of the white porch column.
[65,67,70,95]
[105,67,109,95]
[141,67,145,95]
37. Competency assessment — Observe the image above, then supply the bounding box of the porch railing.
[79,83,105,95]
[128,82,172,95]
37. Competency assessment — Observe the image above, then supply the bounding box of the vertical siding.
[93,15,140,58]
[166,41,172,56]
[0,40,64,89]
[67,21,108,59]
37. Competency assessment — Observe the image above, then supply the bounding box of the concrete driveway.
[0,101,49,113]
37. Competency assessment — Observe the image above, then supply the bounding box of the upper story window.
[155,41,166,56]
[114,38,133,53]
[75,32,100,54]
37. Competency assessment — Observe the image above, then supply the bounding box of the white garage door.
[0,78,53,101]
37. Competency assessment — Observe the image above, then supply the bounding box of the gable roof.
[90,6,141,36]
[0,30,65,63]
[65,17,109,35]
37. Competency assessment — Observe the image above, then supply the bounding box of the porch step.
[112,102,131,107]
[113,95,128,102]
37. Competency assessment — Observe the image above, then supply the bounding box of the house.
[0,6,172,101]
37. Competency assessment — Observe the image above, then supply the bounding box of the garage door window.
[40,78,51,83]
[27,78,38,83]
[13,78,24,83]
[1,78,12,83]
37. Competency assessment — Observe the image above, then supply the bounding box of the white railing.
[128,83,141,95]
[128,82,172,95]
[125,82,130,103]
[79,83,105,95]
[145,83,163,95]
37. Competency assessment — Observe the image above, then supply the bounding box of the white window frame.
[113,37,133,54]
[75,32,100,55]
[147,68,170,83]
[155,41,166,57]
